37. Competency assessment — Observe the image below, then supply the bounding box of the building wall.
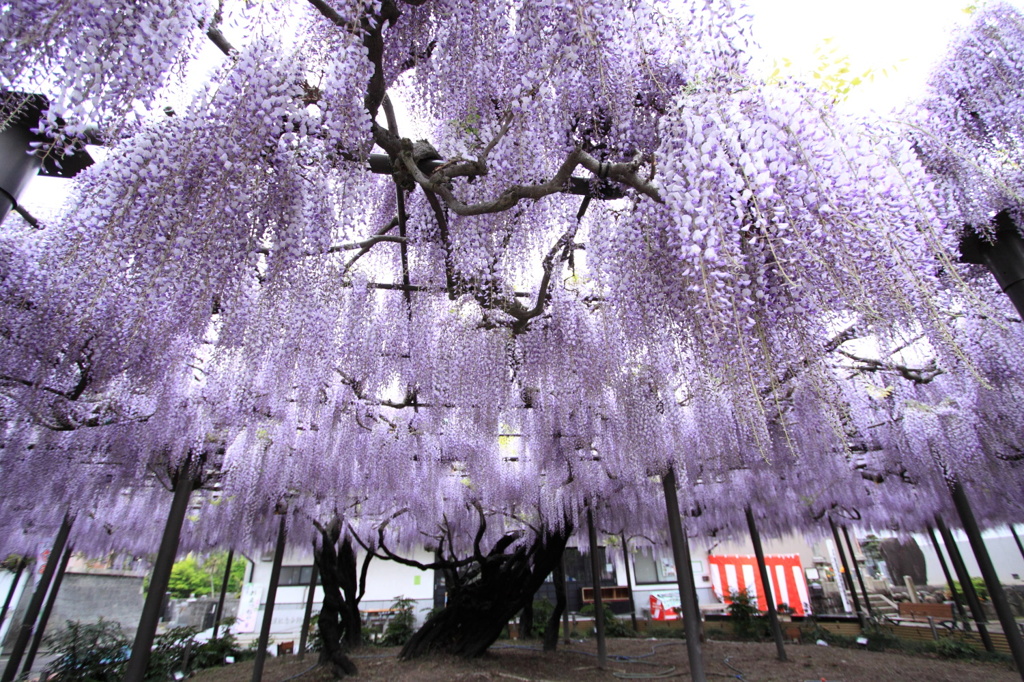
[243,547,434,640]
[918,526,1024,587]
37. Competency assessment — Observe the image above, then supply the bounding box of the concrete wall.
[2,572,144,653]
[48,573,145,633]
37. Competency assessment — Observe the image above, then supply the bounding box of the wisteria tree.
[4,0,1024,680]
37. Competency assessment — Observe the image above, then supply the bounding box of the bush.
[45,619,130,681]
[580,603,633,637]
[726,591,767,639]
[147,625,202,679]
[953,577,989,601]
[524,598,555,639]
[380,596,416,646]
[933,637,979,659]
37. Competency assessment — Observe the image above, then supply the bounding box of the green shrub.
[726,591,768,639]
[523,598,556,639]
[933,637,979,659]
[45,619,130,681]
[952,577,989,601]
[580,603,633,637]
[381,596,416,646]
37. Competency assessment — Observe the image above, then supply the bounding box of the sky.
[746,0,1021,113]
[18,0,1023,214]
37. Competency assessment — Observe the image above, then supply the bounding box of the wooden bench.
[886,602,956,630]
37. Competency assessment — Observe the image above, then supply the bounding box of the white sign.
[235,583,262,633]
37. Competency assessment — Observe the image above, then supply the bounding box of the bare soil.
[190,637,1019,681]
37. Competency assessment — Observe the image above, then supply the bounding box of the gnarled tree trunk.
[397,521,571,660]
[314,521,372,677]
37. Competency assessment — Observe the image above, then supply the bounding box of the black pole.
[745,507,786,661]
[1011,525,1024,564]
[298,558,319,661]
[620,532,638,632]
[927,524,971,631]
[2,513,73,682]
[0,558,27,633]
[22,543,73,675]
[252,513,288,682]
[841,525,873,618]
[828,517,864,628]
[662,467,706,682]
[585,507,607,669]
[0,96,45,225]
[949,479,1024,676]
[936,514,995,652]
[560,557,570,644]
[212,549,234,642]
[960,211,1024,320]
[124,467,196,681]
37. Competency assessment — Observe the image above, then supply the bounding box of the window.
[632,552,702,584]
[278,565,319,586]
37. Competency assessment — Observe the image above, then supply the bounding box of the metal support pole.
[936,514,994,652]
[927,525,971,631]
[662,467,706,682]
[745,507,786,661]
[620,532,638,632]
[298,559,319,661]
[0,558,27,633]
[212,549,234,642]
[22,543,73,675]
[2,513,73,682]
[1011,525,1024,564]
[252,514,288,681]
[585,507,607,669]
[949,479,1024,677]
[842,525,873,618]
[828,518,864,628]
[124,468,196,681]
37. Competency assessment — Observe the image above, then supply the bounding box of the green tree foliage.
[166,556,211,598]
[200,551,248,595]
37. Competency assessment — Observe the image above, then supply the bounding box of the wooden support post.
[22,543,73,675]
[124,467,196,681]
[927,525,971,631]
[586,507,607,669]
[746,507,786,661]
[560,557,570,645]
[662,467,706,682]
[298,558,319,661]
[0,557,27,632]
[252,514,288,681]
[936,515,995,652]
[841,525,873,618]
[949,479,1024,678]
[212,549,234,642]
[828,517,864,629]
[2,513,73,682]
[620,532,638,632]
[1011,525,1024,564]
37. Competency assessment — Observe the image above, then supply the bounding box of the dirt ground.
[190,637,1019,681]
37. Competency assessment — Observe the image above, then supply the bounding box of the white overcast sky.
[746,0,1024,113]
[18,0,1024,214]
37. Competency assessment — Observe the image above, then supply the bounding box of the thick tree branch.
[400,145,661,217]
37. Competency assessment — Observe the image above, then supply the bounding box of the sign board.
[235,582,262,633]
[649,591,682,621]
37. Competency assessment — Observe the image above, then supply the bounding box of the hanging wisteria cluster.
[0,0,1022,571]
